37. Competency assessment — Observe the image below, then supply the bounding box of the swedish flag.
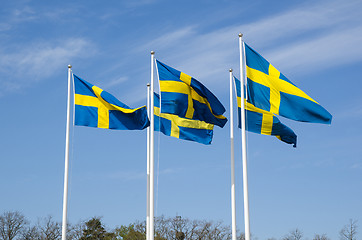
[154,93,214,145]
[156,60,227,128]
[74,75,150,130]
[235,77,297,147]
[245,43,332,124]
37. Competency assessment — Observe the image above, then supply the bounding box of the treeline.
[0,211,238,240]
[0,211,358,240]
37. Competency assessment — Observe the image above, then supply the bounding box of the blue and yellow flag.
[235,77,297,147]
[74,75,150,130]
[154,93,214,145]
[156,60,227,128]
[245,43,332,124]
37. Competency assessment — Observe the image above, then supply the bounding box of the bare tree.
[67,221,86,240]
[20,226,40,240]
[37,216,61,240]
[0,211,28,240]
[340,219,358,240]
[283,228,303,240]
[238,233,246,240]
[123,215,235,240]
[313,234,330,240]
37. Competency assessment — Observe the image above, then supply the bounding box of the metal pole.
[146,83,151,240]
[229,68,237,240]
[239,33,251,240]
[61,65,72,240]
[149,51,155,240]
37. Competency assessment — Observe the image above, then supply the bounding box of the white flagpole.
[229,68,237,240]
[146,83,151,240]
[149,51,155,240]
[239,33,251,240]
[61,65,72,240]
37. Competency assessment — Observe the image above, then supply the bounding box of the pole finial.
[229,68,233,72]
[68,65,72,69]
[238,33,243,37]
[151,51,155,55]
[147,83,150,87]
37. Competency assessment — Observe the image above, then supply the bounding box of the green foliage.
[114,224,145,240]
[80,217,114,240]
[175,231,185,240]
[113,223,167,240]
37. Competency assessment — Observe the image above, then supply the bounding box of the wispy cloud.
[11,6,37,22]
[102,76,128,88]
[336,104,362,120]
[266,26,362,74]
[351,162,362,170]
[2,4,82,29]
[237,0,362,46]
[0,23,11,32]
[108,170,145,181]
[0,38,94,95]
[122,0,158,8]
[143,26,196,51]
[119,86,148,105]
[158,168,177,175]
[0,6,38,32]
[136,0,362,87]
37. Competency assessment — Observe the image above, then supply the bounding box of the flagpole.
[229,68,237,240]
[149,51,155,240]
[239,33,251,240]
[61,64,72,240]
[146,83,151,240]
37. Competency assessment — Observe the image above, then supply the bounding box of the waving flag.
[156,60,227,128]
[235,76,297,147]
[245,43,332,124]
[154,93,213,145]
[74,75,149,130]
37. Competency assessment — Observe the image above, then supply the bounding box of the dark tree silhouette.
[0,211,28,240]
[80,217,114,240]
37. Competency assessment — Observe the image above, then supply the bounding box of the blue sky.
[1,0,362,239]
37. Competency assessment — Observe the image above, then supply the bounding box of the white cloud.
[136,0,362,87]
[103,76,128,88]
[143,26,196,51]
[265,26,362,74]
[237,0,362,46]
[12,6,37,22]
[0,6,38,32]
[0,38,94,94]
